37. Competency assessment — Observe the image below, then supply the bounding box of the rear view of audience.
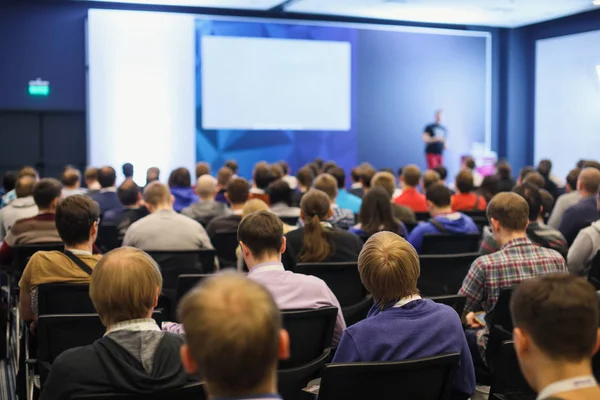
[292,166,314,207]
[61,167,87,197]
[0,174,38,240]
[463,157,483,188]
[451,169,487,211]
[181,174,229,226]
[42,248,192,400]
[394,164,428,212]
[313,173,355,229]
[1,166,38,208]
[333,232,475,399]
[91,166,123,215]
[168,167,198,213]
[477,175,500,203]
[558,167,600,245]
[567,192,600,275]
[145,167,160,187]
[100,180,149,241]
[351,187,407,239]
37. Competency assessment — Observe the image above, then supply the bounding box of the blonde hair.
[371,171,396,199]
[422,170,441,191]
[143,181,171,207]
[90,247,163,327]
[313,174,338,200]
[242,199,269,218]
[178,272,281,396]
[359,232,420,307]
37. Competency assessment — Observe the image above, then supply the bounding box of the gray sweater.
[567,220,600,276]
[0,197,38,241]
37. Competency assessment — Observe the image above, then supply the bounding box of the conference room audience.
[422,169,441,192]
[0,174,37,240]
[206,177,250,238]
[332,232,475,400]
[42,248,192,400]
[181,174,229,226]
[279,161,297,190]
[351,187,407,239]
[123,182,212,251]
[1,166,38,208]
[0,178,63,264]
[145,167,160,187]
[19,195,102,322]
[249,163,272,205]
[0,170,17,207]
[495,161,515,192]
[567,213,600,276]
[61,167,87,197]
[394,164,428,212]
[451,169,487,211]
[329,166,362,214]
[313,173,355,229]
[548,167,582,228]
[100,180,149,241]
[91,166,123,215]
[268,179,300,219]
[195,161,210,179]
[349,166,364,198]
[408,184,478,253]
[122,162,134,181]
[214,166,233,204]
[292,165,314,207]
[371,171,416,224]
[463,156,483,188]
[479,183,568,259]
[460,192,567,366]
[283,189,362,271]
[511,274,600,400]
[477,175,500,203]
[558,167,600,245]
[168,167,198,213]
[178,273,288,400]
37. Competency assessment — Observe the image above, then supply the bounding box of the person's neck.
[124,204,141,210]
[66,242,93,253]
[534,358,595,395]
[247,255,282,270]
[199,196,213,202]
[211,373,278,400]
[403,185,417,191]
[38,208,55,214]
[497,230,527,246]
[150,204,172,213]
[66,185,79,190]
[298,185,308,193]
[431,207,453,217]
[579,190,595,198]
[230,203,245,211]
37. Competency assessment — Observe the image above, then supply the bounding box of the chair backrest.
[12,242,64,273]
[211,230,239,268]
[488,286,515,331]
[428,295,467,317]
[37,283,95,316]
[421,234,481,255]
[175,274,212,308]
[415,212,431,221]
[96,225,122,253]
[71,383,206,400]
[462,211,489,233]
[280,216,299,226]
[418,253,479,296]
[319,353,461,400]
[147,250,216,293]
[295,262,366,307]
[279,307,337,369]
[489,341,535,399]
[405,222,418,233]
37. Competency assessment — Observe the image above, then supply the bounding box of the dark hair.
[396,167,403,177]
[511,274,599,361]
[296,167,314,188]
[513,183,542,221]
[268,180,292,206]
[329,167,346,189]
[3,170,17,192]
[584,160,600,171]
[425,183,452,208]
[98,166,117,188]
[168,167,192,188]
[238,211,283,258]
[539,189,555,219]
[33,178,63,209]
[523,171,545,189]
[455,169,474,193]
[217,167,233,186]
[224,160,238,174]
[322,161,337,174]
[299,190,333,262]
[118,180,141,207]
[278,161,289,176]
[307,163,319,177]
[566,168,581,191]
[313,158,324,170]
[464,157,476,170]
[487,192,529,231]
[433,165,447,181]
[18,166,38,179]
[226,178,250,205]
[122,163,134,178]
[61,168,81,187]
[496,161,512,180]
[359,187,401,237]
[254,165,273,190]
[519,166,535,182]
[402,165,421,187]
[351,167,361,183]
[360,166,377,189]
[537,159,552,176]
[478,175,500,203]
[56,195,99,245]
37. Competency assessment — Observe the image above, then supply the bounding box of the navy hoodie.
[407,212,479,253]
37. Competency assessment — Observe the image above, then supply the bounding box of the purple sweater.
[332,299,475,400]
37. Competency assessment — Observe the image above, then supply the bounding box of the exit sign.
[28,78,50,96]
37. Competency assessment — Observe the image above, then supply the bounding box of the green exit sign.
[28,78,50,96]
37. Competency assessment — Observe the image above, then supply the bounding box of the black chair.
[278,349,331,400]
[415,212,431,221]
[463,211,489,233]
[428,295,467,317]
[489,341,535,400]
[280,216,299,226]
[37,283,95,315]
[12,242,64,274]
[175,274,211,311]
[418,253,479,296]
[342,295,373,327]
[96,225,122,253]
[71,383,206,400]
[486,287,516,371]
[405,222,418,233]
[318,353,461,400]
[588,250,600,290]
[211,230,239,269]
[421,234,480,255]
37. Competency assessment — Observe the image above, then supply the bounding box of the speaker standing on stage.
[422,110,447,169]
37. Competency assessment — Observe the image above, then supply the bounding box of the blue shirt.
[91,190,123,215]
[558,195,599,246]
[407,212,479,253]
[336,189,362,214]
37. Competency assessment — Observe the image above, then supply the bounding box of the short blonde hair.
[143,181,171,207]
[242,198,269,218]
[422,170,441,191]
[371,171,396,199]
[358,232,420,307]
[90,247,162,327]
[178,272,281,396]
[313,174,338,200]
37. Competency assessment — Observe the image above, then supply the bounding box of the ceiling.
[80,0,598,27]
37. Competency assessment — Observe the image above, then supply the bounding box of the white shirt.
[537,375,597,399]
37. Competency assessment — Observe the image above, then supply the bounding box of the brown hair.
[143,181,171,207]
[56,195,100,246]
[15,175,36,198]
[486,192,529,231]
[359,232,420,307]
[298,190,333,263]
[402,165,421,187]
[168,167,192,188]
[118,179,141,206]
[18,166,38,179]
[85,167,98,182]
[496,161,512,180]
[226,178,250,205]
[511,274,599,361]
[313,174,338,200]
[238,211,283,259]
[522,171,545,189]
[61,167,81,187]
[253,163,273,190]
[270,164,284,180]
[98,166,117,188]
[360,166,377,189]
[178,272,281,397]
[33,178,62,209]
[371,172,396,199]
[359,187,401,236]
[90,247,162,327]
[296,166,314,188]
[217,167,233,186]
[195,162,211,179]
[455,169,474,193]
[224,160,238,174]
[422,170,441,191]
[566,168,581,191]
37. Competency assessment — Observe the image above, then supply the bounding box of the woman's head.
[359,187,399,236]
[298,190,334,263]
[300,189,332,222]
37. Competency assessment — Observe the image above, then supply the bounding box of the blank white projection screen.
[201,36,351,131]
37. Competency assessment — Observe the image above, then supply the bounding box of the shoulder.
[52,343,99,374]
[290,271,332,293]
[160,332,186,347]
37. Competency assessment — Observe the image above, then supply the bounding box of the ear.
[52,198,60,208]
[426,200,434,210]
[170,195,175,205]
[240,241,251,259]
[300,209,305,220]
[280,236,287,255]
[279,329,290,360]
[327,209,333,219]
[180,344,199,375]
[90,220,98,238]
[513,327,529,359]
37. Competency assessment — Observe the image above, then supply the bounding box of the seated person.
[123,182,212,251]
[408,184,479,253]
[181,174,230,226]
[84,167,101,194]
[91,166,123,215]
[19,195,102,322]
[0,178,63,264]
[548,167,582,228]
[568,202,600,276]
[371,171,416,224]
[268,179,300,219]
[511,274,600,400]
[61,167,87,197]
[145,166,160,188]
[100,179,149,241]
[291,166,313,207]
[283,189,363,271]
[249,163,273,205]
[351,187,407,238]
[329,166,362,214]
[394,164,429,212]
[451,169,487,211]
[0,174,38,240]
[179,273,289,400]
[168,167,198,213]
[349,166,365,198]
[480,183,567,258]
[313,173,355,229]
[333,232,475,400]
[1,166,37,208]
[41,248,193,400]
[206,178,249,238]
[477,175,500,203]
[558,167,600,245]
[422,169,441,192]
[495,161,516,193]
[214,166,233,204]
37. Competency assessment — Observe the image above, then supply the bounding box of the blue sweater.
[407,212,479,253]
[336,189,362,214]
[332,299,475,400]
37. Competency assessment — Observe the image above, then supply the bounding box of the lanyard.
[393,295,422,308]
[537,375,597,399]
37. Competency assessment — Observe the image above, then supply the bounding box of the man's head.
[371,171,396,200]
[401,165,421,189]
[422,170,441,191]
[537,159,552,176]
[18,166,38,180]
[434,110,442,124]
[118,179,142,207]
[225,178,250,207]
[455,169,475,194]
[433,165,448,181]
[98,166,117,188]
[566,168,581,193]
[296,167,314,191]
[195,162,211,179]
[496,161,512,180]
[270,164,284,181]
[178,272,289,398]
[122,163,134,179]
[511,274,600,391]
[360,165,377,190]
[216,167,233,188]
[425,183,452,216]
[359,232,420,307]
[146,167,160,183]
[33,178,63,211]
[278,161,289,176]
[90,247,162,328]
[513,183,542,222]
[253,163,273,190]
[463,156,476,171]
[518,166,535,184]
[313,174,338,202]
[85,167,99,187]
[55,195,99,247]
[15,175,36,198]
[61,168,81,189]
[196,175,217,200]
[351,167,361,184]
[522,171,545,189]
[143,182,173,212]
[168,167,192,188]
[268,180,292,206]
[242,199,269,218]
[224,160,238,175]
[328,167,346,190]
[486,192,529,243]
[238,211,285,266]
[577,167,600,196]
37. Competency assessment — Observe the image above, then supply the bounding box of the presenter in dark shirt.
[422,110,447,169]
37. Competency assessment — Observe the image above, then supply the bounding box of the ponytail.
[298,214,332,262]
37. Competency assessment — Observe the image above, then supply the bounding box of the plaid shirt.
[297,204,355,230]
